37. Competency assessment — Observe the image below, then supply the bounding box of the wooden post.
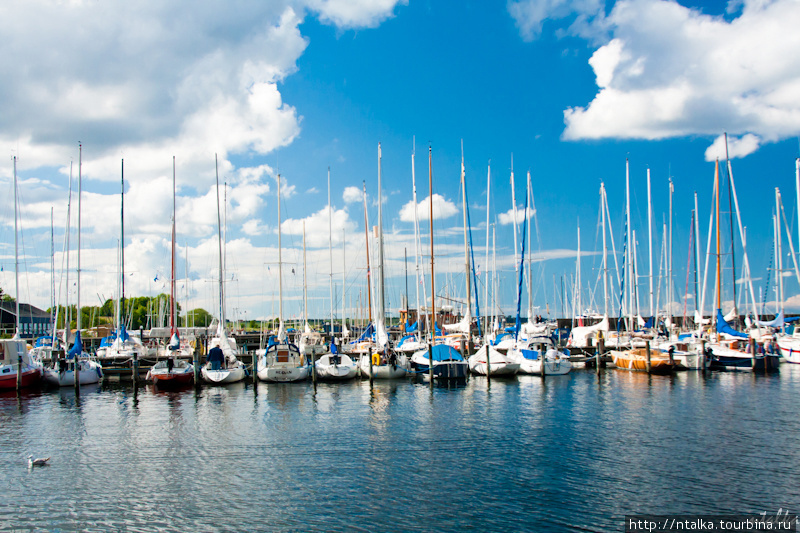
[699,339,706,372]
[750,337,757,372]
[311,344,317,386]
[428,344,434,386]
[645,340,652,374]
[460,337,470,380]
[541,347,546,380]
[596,333,604,373]
[132,351,139,384]
[193,336,200,385]
[16,349,22,390]
[253,346,258,386]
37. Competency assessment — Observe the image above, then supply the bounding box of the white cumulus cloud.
[342,186,363,204]
[398,194,458,222]
[558,0,800,154]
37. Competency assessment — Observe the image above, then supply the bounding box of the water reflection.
[0,367,797,532]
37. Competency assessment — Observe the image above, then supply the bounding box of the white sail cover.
[375,320,389,351]
[443,313,471,334]
[567,316,609,347]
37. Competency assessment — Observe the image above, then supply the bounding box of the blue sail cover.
[405,320,418,333]
[756,310,784,328]
[117,324,130,342]
[355,323,375,343]
[67,330,83,359]
[514,190,528,341]
[716,309,748,339]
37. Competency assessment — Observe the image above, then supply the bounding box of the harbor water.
[2,366,799,532]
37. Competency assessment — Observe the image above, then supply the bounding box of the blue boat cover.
[520,349,540,361]
[405,320,418,333]
[716,309,748,339]
[491,332,511,346]
[423,344,465,362]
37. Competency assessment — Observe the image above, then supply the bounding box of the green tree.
[183,308,214,327]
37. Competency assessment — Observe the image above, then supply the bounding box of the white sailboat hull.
[43,359,103,387]
[314,354,357,380]
[358,354,409,379]
[201,363,246,384]
[468,345,519,376]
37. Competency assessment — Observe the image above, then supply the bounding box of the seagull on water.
[28,455,50,467]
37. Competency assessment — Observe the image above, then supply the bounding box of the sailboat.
[201,155,247,384]
[43,148,102,387]
[147,157,194,386]
[298,182,327,361]
[506,168,568,375]
[360,144,410,378]
[0,156,43,390]
[706,158,779,371]
[410,145,468,381]
[314,178,357,381]
[256,173,309,382]
[100,159,150,362]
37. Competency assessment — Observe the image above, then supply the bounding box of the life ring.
[371,353,381,366]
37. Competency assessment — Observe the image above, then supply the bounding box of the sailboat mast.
[625,158,632,329]
[796,158,800,256]
[121,159,125,329]
[510,155,518,273]
[378,144,385,325]
[214,154,225,328]
[694,192,702,319]
[328,167,333,335]
[647,168,654,317]
[411,142,421,332]
[526,170,533,321]
[342,228,346,335]
[776,188,784,317]
[362,181,373,324]
[278,174,284,336]
[171,156,177,334]
[724,135,738,319]
[668,177,674,330]
[601,183,609,318]
[13,157,20,336]
[715,159,722,315]
[484,161,491,335]
[77,145,82,337]
[429,145,435,340]
[303,221,308,328]
[461,143,471,328]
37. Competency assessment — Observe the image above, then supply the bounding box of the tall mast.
[377,143,387,348]
[461,142,471,330]
[411,140,421,333]
[377,144,386,329]
[526,170,533,321]
[601,183,609,318]
[510,155,518,274]
[362,181,373,324]
[77,145,82,339]
[429,145,435,340]
[328,167,333,335]
[277,174,284,339]
[668,176,674,329]
[214,154,225,329]
[303,220,308,328]
[484,161,491,334]
[13,157,20,337]
[715,159,721,316]
[625,158,632,329]
[342,228,347,336]
[170,156,176,335]
[724,134,738,319]
[694,192,702,319]
[647,168,654,317]
[776,188,784,318]
[121,159,125,330]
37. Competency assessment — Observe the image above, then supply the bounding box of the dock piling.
[645,341,652,374]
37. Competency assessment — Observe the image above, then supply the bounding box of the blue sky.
[1,0,799,324]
